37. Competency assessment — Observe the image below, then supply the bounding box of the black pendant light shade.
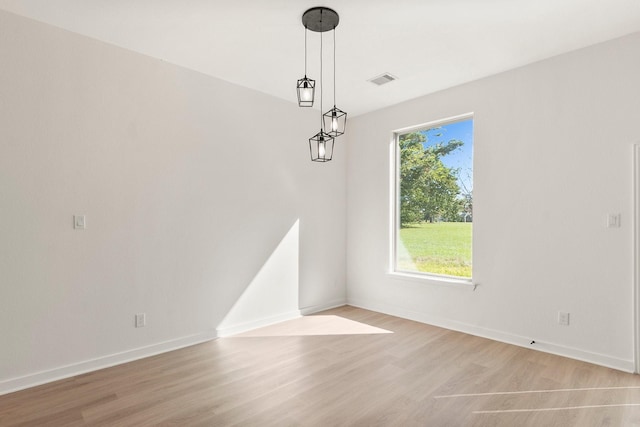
[297,26,315,107]
[323,105,347,137]
[309,130,335,162]
[323,22,347,138]
[297,76,315,107]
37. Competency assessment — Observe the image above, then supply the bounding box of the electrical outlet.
[558,311,570,326]
[135,313,146,328]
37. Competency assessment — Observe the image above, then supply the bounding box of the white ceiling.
[1,0,639,117]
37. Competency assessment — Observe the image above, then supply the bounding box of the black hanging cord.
[319,11,323,129]
[333,27,336,107]
[304,27,308,76]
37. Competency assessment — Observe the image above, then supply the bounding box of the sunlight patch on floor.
[435,386,640,417]
[231,315,393,337]
[473,403,640,414]
[435,385,640,399]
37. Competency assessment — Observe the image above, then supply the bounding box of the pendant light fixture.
[299,7,346,162]
[307,8,334,162]
[296,27,315,107]
[323,28,347,137]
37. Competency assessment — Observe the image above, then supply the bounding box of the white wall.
[0,11,346,393]
[346,32,640,371]
[2,8,637,396]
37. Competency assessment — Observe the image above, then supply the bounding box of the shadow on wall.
[216,220,301,336]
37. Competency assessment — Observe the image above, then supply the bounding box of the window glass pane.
[395,118,473,279]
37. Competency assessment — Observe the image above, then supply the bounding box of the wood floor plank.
[2,306,640,426]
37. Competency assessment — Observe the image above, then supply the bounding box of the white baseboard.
[348,298,635,373]
[10,298,624,397]
[216,310,302,337]
[0,330,217,396]
[299,298,347,315]
[2,302,348,395]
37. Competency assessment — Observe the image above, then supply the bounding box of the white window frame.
[389,113,475,288]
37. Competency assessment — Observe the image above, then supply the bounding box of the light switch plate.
[135,313,146,328]
[607,213,621,228]
[74,215,86,230]
[558,311,570,326]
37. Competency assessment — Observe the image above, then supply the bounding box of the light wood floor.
[2,306,640,426]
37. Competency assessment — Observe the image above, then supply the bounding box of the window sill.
[387,271,476,290]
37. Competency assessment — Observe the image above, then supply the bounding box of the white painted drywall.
[346,32,640,371]
[0,10,346,392]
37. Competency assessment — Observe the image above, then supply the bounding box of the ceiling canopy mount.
[302,7,339,33]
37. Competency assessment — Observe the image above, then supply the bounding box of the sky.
[419,118,473,193]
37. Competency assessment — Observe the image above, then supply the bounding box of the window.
[392,115,473,280]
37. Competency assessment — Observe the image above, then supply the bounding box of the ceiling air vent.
[368,73,397,86]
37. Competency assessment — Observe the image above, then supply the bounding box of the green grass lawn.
[398,222,472,278]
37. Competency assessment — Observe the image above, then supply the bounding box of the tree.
[399,131,463,227]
